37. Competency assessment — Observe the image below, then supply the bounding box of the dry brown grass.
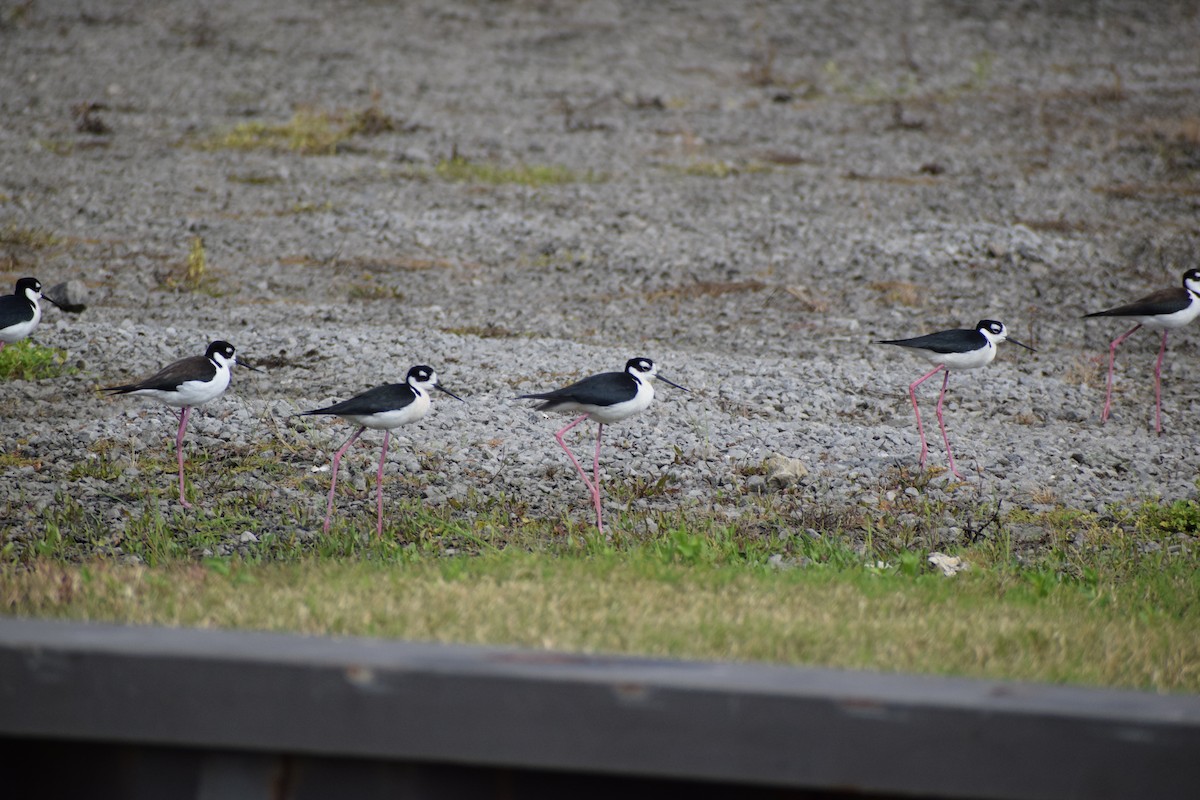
[646,280,767,302]
[1062,354,1105,388]
[869,280,924,308]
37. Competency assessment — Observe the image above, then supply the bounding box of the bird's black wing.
[878,328,983,354]
[105,355,215,394]
[519,370,635,409]
[1085,286,1191,319]
[0,294,30,332]
[300,383,414,417]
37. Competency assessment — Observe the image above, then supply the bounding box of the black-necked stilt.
[105,340,254,508]
[296,365,463,538]
[0,277,61,353]
[878,320,1033,480]
[518,357,687,533]
[1083,268,1200,434]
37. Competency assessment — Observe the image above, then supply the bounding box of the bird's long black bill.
[1008,338,1036,352]
[436,385,465,402]
[658,375,690,392]
[237,358,264,373]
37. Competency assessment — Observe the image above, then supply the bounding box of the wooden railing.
[2,617,1197,799]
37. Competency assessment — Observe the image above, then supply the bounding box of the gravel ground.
[2,0,1200,547]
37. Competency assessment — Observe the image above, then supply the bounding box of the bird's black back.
[104,354,217,394]
[1084,286,1191,319]
[301,383,417,417]
[520,370,638,409]
[0,280,38,331]
[878,328,985,354]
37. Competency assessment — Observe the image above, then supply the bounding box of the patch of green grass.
[184,235,207,289]
[157,236,225,295]
[35,139,76,156]
[0,449,40,468]
[3,539,1196,691]
[345,275,403,300]
[4,446,1198,691]
[434,156,600,186]
[66,452,124,481]
[0,340,70,380]
[530,248,590,269]
[1131,497,1200,536]
[195,104,400,156]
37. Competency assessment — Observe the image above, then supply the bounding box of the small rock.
[928,552,969,576]
[764,454,809,490]
[45,280,88,313]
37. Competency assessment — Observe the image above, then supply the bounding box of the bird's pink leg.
[907,364,945,470]
[1154,330,1168,435]
[1101,323,1142,424]
[375,430,390,538]
[933,370,963,480]
[176,406,193,508]
[592,423,605,533]
[324,427,364,534]
[554,414,600,522]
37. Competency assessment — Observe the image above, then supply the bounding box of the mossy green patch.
[434,156,601,186]
[195,104,403,156]
[0,340,70,381]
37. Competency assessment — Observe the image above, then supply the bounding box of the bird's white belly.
[134,373,230,408]
[347,395,430,430]
[920,346,996,372]
[1138,304,1200,331]
[588,386,654,424]
[0,306,40,343]
[940,347,998,374]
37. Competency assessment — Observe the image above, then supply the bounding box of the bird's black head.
[1183,269,1200,291]
[625,357,656,376]
[408,364,464,401]
[977,320,1006,337]
[408,365,436,385]
[15,277,42,298]
[207,340,237,363]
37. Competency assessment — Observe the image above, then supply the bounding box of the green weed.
[0,340,70,380]
[434,156,600,186]
[194,104,402,156]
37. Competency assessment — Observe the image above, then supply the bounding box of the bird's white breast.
[589,380,654,424]
[1138,302,1200,331]
[935,343,997,371]
[132,364,231,408]
[347,391,431,430]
